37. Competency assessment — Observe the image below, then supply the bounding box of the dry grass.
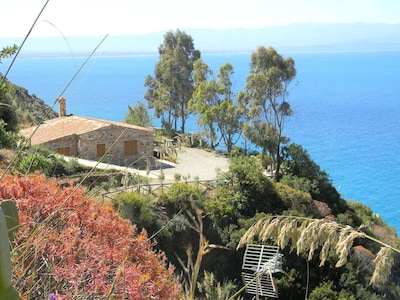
[370,247,394,287]
[238,215,398,288]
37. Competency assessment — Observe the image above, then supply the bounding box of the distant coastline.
[4,22,400,58]
[12,48,400,60]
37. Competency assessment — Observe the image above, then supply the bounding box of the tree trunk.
[181,117,185,133]
[181,101,186,133]
[275,142,281,181]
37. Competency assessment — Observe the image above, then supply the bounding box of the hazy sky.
[2,0,400,37]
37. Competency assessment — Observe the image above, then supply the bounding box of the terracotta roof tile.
[19,115,153,145]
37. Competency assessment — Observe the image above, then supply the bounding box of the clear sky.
[2,0,400,37]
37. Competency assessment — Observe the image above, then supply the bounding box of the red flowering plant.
[0,171,182,299]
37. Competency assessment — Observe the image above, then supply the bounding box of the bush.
[15,152,53,175]
[166,182,200,209]
[308,281,355,300]
[0,172,182,299]
[113,192,163,232]
[63,158,80,174]
[223,155,282,216]
[280,174,318,194]
[174,173,182,182]
[0,120,17,149]
[203,189,241,226]
[347,200,385,227]
[275,182,313,214]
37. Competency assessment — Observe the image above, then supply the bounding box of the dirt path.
[149,147,230,182]
[63,147,230,183]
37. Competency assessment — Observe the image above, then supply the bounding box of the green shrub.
[280,174,319,194]
[166,182,200,209]
[223,155,282,216]
[113,192,161,231]
[16,152,53,175]
[308,281,355,300]
[63,157,80,174]
[275,182,313,214]
[174,173,182,182]
[282,143,345,213]
[203,190,240,225]
[347,200,384,227]
[0,120,17,149]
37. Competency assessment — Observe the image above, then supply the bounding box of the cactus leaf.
[0,285,20,300]
[0,200,19,242]
[0,207,12,290]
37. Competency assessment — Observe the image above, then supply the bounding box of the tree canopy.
[123,101,152,127]
[144,30,200,134]
[242,46,296,177]
[189,60,245,153]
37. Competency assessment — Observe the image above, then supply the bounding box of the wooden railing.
[100,179,219,202]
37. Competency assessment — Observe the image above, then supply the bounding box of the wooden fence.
[100,179,219,202]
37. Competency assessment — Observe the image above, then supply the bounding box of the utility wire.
[149,210,183,240]
[0,0,51,86]
[55,34,108,102]
[1,34,109,179]
[41,20,77,70]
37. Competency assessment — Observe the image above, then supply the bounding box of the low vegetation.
[0,172,181,299]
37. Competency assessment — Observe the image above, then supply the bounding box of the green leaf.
[0,200,19,242]
[0,208,12,290]
[0,285,20,300]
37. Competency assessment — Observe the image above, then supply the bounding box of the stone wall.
[42,135,78,156]
[78,125,154,166]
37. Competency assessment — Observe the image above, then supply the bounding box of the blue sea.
[1,51,400,233]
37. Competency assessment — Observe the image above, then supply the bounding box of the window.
[124,140,138,156]
[57,147,71,156]
[64,147,71,156]
[96,143,106,157]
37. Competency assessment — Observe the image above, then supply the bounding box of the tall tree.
[242,46,296,177]
[190,60,245,154]
[144,30,200,134]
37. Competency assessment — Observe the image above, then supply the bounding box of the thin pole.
[305,259,309,300]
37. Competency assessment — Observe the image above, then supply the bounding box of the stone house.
[19,97,154,166]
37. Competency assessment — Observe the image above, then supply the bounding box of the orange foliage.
[0,172,182,299]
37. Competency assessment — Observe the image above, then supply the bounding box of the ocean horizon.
[2,51,400,233]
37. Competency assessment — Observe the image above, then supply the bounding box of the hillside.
[13,83,58,124]
[0,76,58,128]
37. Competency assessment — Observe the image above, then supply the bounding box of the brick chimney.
[58,97,66,117]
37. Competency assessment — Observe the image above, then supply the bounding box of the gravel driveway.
[149,147,230,182]
[63,147,230,183]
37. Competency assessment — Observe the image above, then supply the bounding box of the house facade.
[19,109,154,167]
